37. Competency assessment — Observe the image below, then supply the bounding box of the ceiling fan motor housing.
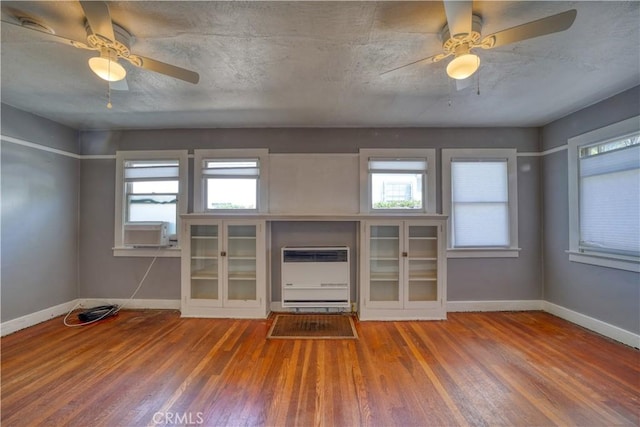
[440,15,483,54]
[85,21,133,59]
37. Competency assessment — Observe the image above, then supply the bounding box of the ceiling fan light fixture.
[446,45,480,80]
[88,48,126,82]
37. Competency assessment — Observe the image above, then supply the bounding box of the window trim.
[114,150,188,257]
[359,148,436,214]
[193,149,269,214]
[567,115,640,272]
[442,148,519,258]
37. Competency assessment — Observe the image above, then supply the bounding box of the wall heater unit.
[281,246,350,308]
[123,222,169,247]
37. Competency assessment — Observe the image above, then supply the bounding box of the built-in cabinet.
[359,220,446,320]
[180,214,446,320]
[181,219,268,318]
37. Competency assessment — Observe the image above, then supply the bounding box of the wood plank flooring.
[1,310,638,426]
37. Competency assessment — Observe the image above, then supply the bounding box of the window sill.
[447,248,521,258]
[113,247,182,258]
[566,250,639,272]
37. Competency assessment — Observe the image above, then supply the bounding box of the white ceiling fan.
[382,1,577,86]
[2,1,199,87]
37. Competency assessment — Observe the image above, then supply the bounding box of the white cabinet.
[359,220,446,320]
[181,219,268,318]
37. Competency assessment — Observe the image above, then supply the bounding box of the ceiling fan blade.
[129,55,200,84]
[110,78,129,91]
[455,77,473,91]
[481,9,577,49]
[380,52,450,76]
[443,0,473,37]
[1,19,93,50]
[79,1,115,43]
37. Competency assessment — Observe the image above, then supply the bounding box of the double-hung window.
[359,149,436,213]
[194,149,269,213]
[114,150,188,256]
[442,149,519,257]
[568,116,640,271]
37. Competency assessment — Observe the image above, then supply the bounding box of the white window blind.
[579,141,640,256]
[124,159,180,235]
[451,159,509,247]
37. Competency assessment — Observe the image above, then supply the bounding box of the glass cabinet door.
[190,224,220,303]
[225,223,258,305]
[368,224,402,307]
[406,224,438,305]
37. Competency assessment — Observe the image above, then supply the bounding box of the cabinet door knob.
[221,251,227,257]
[402,252,408,257]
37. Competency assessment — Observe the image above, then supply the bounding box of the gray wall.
[78,127,542,304]
[541,86,640,334]
[1,105,79,321]
[6,85,637,329]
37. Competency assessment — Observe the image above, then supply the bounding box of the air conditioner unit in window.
[124,222,169,247]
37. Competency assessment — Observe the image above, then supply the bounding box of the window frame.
[442,148,519,258]
[567,115,640,272]
[193,149,269,213]
[359,148,436,214]
[114,150,188,257]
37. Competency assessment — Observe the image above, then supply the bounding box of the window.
[568,116,640,272]
[442,149,519,257]
[360,149,436,213]
[114,150,188,256]
[194,149,269,213]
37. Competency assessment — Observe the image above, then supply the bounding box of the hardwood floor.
[1,310,638,426]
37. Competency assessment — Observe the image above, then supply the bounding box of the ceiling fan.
[382,1,577,85]
[2,1,199,86]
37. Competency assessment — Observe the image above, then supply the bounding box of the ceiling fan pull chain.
[107,59,113,109]
[476,60,481,96]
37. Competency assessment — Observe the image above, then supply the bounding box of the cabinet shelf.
[191,256,217,260]
[370,272,399,281]
[192,236,218,240]
[408,272,437,281]
[228,274,257,280]
[192,273,218,280]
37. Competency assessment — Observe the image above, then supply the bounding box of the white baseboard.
[447,300,544,312]
[4,298,637,349]
[1,300,79,337]
[78,298,181,310]
[543,301,640,349]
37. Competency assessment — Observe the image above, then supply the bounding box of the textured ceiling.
[1,1,639,130]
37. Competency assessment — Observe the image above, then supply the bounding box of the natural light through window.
[203,159,259,211]
[125,160,179,235]
[369,159,425,210]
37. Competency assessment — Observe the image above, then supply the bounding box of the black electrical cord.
[77,305,119,322]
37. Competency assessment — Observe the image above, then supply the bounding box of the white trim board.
[543,301,639,349]
[447,300,544,312]
[78,298,181,310]
[4,299,637,348]
[0,134,115,159]
[3,133,570,161]
[0,299,181,336]
[448,299,639,348]
[1,300,78,336]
